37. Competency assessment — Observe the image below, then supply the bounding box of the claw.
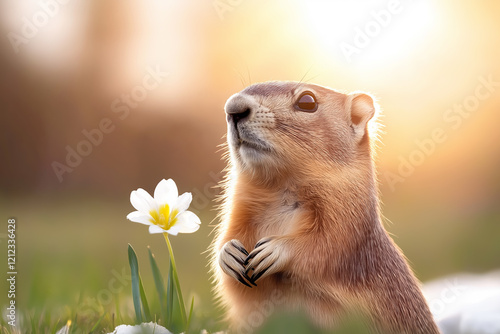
[243,272,257,286]
[254,238,271,249]
[245,237,272,265]
[245,247,265,265]
[222,260,252,288]
[245,252,271,276]
[251,263,273,283]
[244,255,253,266]
[228,252,245,266]
[236,275,252,288]
[231,240,249,256]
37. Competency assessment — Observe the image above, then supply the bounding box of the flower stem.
[163,233,187,327]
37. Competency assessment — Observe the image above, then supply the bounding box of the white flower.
[56,320,71,334]
[127,179,201,236]
[109,322,172,334]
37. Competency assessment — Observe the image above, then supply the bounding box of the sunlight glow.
[2,0,89,71]
[298,0,438,67]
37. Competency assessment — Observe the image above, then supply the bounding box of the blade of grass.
[51,319,61,334]
[114,294,122,325]
[30,312,36,333]
[148,247,168,323]
[70,315,77,334]
[186,296,195,334]
[163,234,187,326]
[139,274,152,321]
[128,244,143,324]
[45,312,52,331]
[89,313,106,333]
[166,259,174,327]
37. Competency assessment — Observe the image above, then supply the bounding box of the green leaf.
[149,247,168,323]
[128,244,143,324]
[139,274,152,321]
[186,296,195,334]
[163,235,187,327]
[166,259,175,327]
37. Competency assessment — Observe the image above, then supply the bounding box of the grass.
[0,194,221,333]
[1,193,499,333]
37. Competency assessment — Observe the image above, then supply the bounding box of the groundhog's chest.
[250,190,302,239]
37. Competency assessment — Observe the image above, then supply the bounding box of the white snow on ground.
[108,321,173,334]
[423,270,500,334]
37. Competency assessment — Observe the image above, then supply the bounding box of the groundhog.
[211,81,440,334]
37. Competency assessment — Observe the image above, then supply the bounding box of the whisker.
[246,65,252,86]
[233,67,246,88]
[294,63,315,91]
[304,73,320,84]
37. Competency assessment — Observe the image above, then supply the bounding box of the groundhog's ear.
[345,92,376,141]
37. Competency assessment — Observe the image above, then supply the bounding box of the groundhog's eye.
[294,92,318,112]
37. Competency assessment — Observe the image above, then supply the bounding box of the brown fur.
[210,81,440,334]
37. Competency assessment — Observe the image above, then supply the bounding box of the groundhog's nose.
[225,94,251,125]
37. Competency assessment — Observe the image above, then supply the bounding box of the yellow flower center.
[150,204,179,231]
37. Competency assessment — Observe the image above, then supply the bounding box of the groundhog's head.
[224,81,378,178]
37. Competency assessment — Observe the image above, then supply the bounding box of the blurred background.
[1,0,499,331]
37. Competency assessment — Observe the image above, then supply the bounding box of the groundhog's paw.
[219,239,255,288]
[245,237,290,284]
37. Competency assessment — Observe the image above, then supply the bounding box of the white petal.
[154,179,178,207]
[136,188,158,211]
[55,323,70,334]
[149,225,167,234]
[126,211,153,225]
[130,188,154,212]
[173,211,201,234]
[175,192,192,214]
[166,225,180,236]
